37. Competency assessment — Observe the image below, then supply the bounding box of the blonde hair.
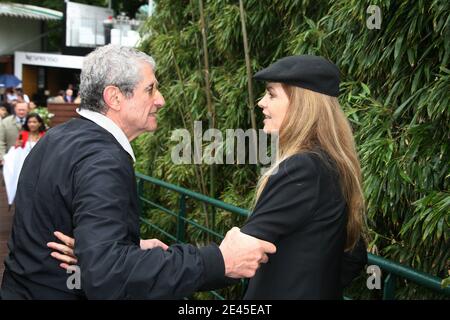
[255,85,366,251]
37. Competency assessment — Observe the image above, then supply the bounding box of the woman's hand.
[48,231,169,270]
[140,239,169,251]
[47,231,77,270]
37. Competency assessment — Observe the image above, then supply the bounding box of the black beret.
[253,55,340,97]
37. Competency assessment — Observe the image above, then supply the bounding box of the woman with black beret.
[239,55,368,299]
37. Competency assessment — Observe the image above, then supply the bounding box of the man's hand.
[219,227,276,278]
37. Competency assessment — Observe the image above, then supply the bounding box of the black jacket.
[1,117,224,299]
[241,151,367,299]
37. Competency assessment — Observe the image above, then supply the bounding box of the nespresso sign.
[24,54,59,64]
[14,51,85,79]
[15,51,84,70]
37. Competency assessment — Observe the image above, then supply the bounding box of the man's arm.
[72,152,225,299]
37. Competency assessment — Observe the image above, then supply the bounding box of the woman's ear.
[103,86,122,111]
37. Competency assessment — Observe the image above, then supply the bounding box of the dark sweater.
[241,151,367,299]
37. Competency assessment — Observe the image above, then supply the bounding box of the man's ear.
[103,86,122,111]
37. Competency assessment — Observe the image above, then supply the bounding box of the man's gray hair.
[79,44,156,113]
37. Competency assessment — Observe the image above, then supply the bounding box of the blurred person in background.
[15,113,46,150]
[0,103,11,119]
[6,88,17,103]
[16,88,30,103]
[2,113,46,205]
[0,101,29,165]
[63,89,74,103]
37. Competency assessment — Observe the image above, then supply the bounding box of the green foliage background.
[134,0,449,299]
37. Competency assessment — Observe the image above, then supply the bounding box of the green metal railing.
[136,172,450,300]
